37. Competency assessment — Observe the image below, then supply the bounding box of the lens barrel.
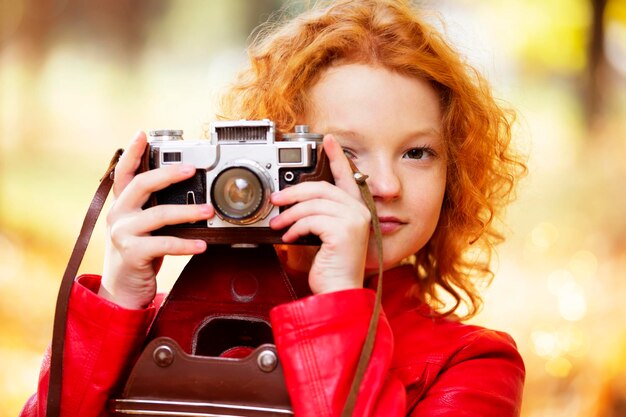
[210,162,273,225]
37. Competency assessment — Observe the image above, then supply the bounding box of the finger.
[122,235,207,259]
[279,215,328,243]
[114,131,148,197]
[146,235,207,258]
[116,203,214,236]
[323,134,363,200]
[269,199,369,231]
[271,180,354,207]
[114,163,197,212]
[270,199,342,230]
[280,215,365,244]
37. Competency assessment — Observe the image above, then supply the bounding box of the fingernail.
[199,204,212,214]
[271,191,281,201]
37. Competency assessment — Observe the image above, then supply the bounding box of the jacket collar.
[366,265,429,319]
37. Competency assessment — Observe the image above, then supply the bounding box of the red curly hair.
[219,0,526,319]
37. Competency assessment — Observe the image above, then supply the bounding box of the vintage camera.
[141,119,333,244]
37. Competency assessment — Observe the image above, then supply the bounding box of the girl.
[22,0,526,415]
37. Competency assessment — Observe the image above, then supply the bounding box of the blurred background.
[1,0,625,416]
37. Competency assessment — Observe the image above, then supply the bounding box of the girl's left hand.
[269,135,371,294]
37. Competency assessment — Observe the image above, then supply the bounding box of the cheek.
[409,179,446,242]
[408,173,446,217]
[412,196,444,240]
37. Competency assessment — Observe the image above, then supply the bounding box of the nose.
[362,159,401,201]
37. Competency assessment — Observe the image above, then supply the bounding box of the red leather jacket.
[20,265,524,416]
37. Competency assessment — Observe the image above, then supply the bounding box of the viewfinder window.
[163,152,182,163]
[279,148,302,163]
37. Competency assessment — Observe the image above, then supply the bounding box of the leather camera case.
[109,244,310,417]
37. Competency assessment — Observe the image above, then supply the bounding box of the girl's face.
[303,63,447,273]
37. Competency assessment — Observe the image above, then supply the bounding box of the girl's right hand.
[98,132,214,309]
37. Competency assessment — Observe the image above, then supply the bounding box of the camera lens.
[211,165,273,224]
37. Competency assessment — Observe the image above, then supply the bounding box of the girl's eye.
[342,148,357,160]
[403,147,435,160]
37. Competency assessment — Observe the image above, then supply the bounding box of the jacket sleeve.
[270,288,406,417]
[408,330,525,417]
[19,275,156,417]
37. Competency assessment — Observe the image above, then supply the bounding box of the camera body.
[141,119,332,244]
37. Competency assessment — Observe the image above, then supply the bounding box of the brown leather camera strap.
[46,149,123,417]
[341,160,383,417]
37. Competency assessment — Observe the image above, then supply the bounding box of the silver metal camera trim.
[211,119,275,145]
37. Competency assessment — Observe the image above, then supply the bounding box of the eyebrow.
[326,127,442,142]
